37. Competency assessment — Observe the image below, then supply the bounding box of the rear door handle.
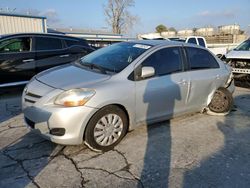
[216,75,220,79]
[59,54,70,58]
[22,59,34,62]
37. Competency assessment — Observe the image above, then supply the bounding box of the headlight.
[54,89,95,107]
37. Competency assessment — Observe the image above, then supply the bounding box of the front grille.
[24,92,42,105]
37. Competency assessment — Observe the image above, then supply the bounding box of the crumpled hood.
[35,64,111,90]
[226,50,250,59]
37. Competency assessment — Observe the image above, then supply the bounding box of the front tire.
[85,105,128,152]
[208,88,233,115]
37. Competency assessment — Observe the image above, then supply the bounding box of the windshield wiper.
[81,62,107,74]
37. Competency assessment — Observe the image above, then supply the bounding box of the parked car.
[22,40,234,152]
[0,33,94,87]
[224,38,250,86]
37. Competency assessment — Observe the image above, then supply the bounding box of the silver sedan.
[22,40,235,151]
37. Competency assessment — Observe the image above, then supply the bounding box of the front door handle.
[59,54,70,58]
[22,59,34,62]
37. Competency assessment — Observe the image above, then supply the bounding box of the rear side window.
[198,38,206,47]
[0,37,31,53]
[35,37,62,50]
[187,38,197,44]
[141,47,182,76]
[186,47,219,70]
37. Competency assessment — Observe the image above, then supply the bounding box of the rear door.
[0,36,35,85]
[184,47,223,110]
[135,46,189,124]
[34,36,71,73]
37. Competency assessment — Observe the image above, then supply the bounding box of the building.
[0,12,134,47]
[177,29,194,37]
[195,27,215,36]
[0,12,47,35]
[218,24,240,35]
[49,28,135,47]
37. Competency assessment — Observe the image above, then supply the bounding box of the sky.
[0,0,250,36]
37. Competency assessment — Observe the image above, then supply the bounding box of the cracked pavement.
[1,86,250,187]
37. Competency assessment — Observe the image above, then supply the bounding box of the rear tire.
[84,105,128,152]
[208,88,233,115]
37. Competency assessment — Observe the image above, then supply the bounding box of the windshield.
[235,40,250,51]
[80,42,151,73]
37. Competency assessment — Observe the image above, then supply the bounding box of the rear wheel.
[208,88,233,114]
[85,105,128,152]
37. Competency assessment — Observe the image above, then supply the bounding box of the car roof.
[129,40,181,46]
[0,33,86,41]
[127,40,201,48]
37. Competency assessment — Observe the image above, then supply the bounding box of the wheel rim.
[93,114,123,146]
[209,90,229,112]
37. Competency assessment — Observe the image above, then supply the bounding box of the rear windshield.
[80,42,151,73]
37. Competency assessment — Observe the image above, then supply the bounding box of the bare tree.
[104,0,137,34]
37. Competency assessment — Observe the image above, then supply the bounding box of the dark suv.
[0,33,94,87]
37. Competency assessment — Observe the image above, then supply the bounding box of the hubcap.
[94,114,123,146]
[209,90,229,112]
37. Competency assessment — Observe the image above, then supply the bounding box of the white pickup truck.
[168,36,229,57]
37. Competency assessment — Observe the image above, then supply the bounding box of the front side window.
[141,47,182,76]
[35,37,62,51]
[80,42,150,73]
[0,37,31,53]
[186,47,219,70]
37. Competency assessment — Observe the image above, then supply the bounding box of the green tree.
[156,24,168,33]
[168,27,177,32]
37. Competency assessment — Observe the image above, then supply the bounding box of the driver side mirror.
[141,66,155,79]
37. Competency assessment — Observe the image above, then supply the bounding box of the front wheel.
[207,88,233,115]
[84,105,128,152]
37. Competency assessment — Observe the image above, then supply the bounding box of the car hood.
[35,64,111,90]
[226,50,250,59]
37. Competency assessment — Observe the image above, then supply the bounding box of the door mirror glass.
[141,66,155,78]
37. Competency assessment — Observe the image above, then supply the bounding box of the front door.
[135,47,189,124]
